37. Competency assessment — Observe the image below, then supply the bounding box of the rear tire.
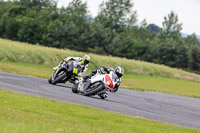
[84,83,104,96]
[52,71,67,85]
[72,83,78,93]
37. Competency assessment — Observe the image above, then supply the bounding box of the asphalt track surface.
[0,72,200,129]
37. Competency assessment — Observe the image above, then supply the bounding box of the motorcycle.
[72,69,119,99]
[48,60,77,85]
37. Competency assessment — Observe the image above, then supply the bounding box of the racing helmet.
[115,66,124,78]
[82,55,90,65]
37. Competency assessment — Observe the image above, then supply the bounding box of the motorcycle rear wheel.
[72,83,78,93]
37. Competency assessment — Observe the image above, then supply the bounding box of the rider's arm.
[64,57,72,61]
[78,65,88,77]
[72,57,82,61]
[112,78,121,92]
[64,57,81,62]
[100,66,111,73]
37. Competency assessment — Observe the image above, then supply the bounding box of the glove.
[100,68,105,74]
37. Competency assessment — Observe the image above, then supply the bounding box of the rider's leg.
[83,70,97,80]
[82,70,98,92]
[82,80,91,93]
[69,74,78,84]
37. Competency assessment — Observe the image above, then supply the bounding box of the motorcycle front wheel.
[84,82,104,96]
[48,77,52,84]
[52,71,67,85]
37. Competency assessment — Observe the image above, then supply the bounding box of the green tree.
[87,23,114,54]
[0,1,22,38]
[149,42,188,68]
[159,11,182,43]
[19,0,55,10]
[183,34,199,47]
[190,46,200,71]
[96,0,137,32]
[43,0,91,51]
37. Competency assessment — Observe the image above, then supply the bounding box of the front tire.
[84,83,104,96]
[48,77,52,84]
[52,71,67,85]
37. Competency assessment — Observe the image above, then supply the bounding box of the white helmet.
[115,66,124,78]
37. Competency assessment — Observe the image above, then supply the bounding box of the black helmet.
[115,66,124,78]
[82,55,90,65]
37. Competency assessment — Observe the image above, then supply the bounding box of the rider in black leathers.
[53,55,90,83]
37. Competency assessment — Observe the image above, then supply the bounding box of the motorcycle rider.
[53,55,90,83]
[81,66,124,94]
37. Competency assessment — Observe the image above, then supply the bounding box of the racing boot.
[98,92,108,99]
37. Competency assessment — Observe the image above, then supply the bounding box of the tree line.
[0,0,200,71]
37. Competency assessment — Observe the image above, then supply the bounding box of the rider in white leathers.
[82,66,124,94]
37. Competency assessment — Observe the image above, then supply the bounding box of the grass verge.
[1,61,200,98]
[0,89,199,133]
[1,38,200,82]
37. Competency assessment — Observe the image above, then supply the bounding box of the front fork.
[52,61,67,81]
[52,68,59,81]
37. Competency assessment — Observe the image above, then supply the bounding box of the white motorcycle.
[72,69,119,99]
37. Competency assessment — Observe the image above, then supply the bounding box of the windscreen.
[112,72,118,81]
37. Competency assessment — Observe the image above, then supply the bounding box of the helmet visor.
[84,59,90,65]
[117,73,122,78]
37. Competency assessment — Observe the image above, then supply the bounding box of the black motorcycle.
[48,60,77,85]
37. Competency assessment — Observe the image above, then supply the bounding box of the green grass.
[1,38,200,82]
[0,89,199,133]
[1,38,200,97]
[1,61,200,98]
[0,61,52,78]
[122,74,200,98]
[1,39,200,132]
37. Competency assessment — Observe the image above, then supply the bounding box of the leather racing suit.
[53,57,88,83]
[82,66,122,93]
